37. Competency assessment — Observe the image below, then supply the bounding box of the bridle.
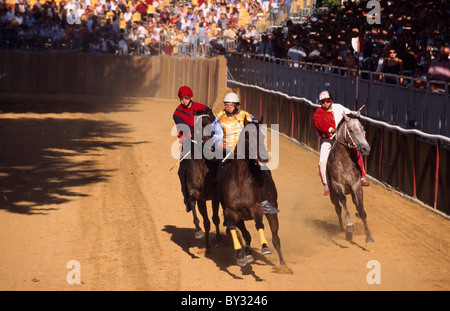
[336,122,358,150]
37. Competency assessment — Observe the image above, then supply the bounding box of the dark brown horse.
[326,112,374,243]
[217,117,286,266]
[184,110,222,250]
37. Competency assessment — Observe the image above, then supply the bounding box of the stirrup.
[361,177,370,187]
[262,200,279,214]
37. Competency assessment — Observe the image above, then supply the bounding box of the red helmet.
[178,86,193,98]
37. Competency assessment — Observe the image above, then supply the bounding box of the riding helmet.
[223,92,240,104]
[178,86,193,98]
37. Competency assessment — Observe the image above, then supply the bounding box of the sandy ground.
[0,94,449,291]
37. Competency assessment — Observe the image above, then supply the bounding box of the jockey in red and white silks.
[313,90,369,196]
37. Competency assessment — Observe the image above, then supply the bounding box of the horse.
[326,111,374,243]
[184,110,222,250]
[217,117,286,266]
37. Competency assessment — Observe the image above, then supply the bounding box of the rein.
[193,114,212,144]
[334,106,366,151]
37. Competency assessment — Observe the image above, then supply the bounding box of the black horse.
[184,110,222,250]
[217,117,286,266]
[327,112,374,243]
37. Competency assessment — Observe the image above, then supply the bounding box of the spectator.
[381,47,404,84]
[398,43,418,77]
[256,34,274,58]
[236,24,246,38]
[188,28,198,56]
[243,24,257,40]
[149,37,159,55]
[217,12,229,29]
[426,45,450,83]
[180,16,191,31]
[123,7,133,28]
[118,34,129,55]
[163,40,173,56]
[287,38,306,66]
[222,22,235,50]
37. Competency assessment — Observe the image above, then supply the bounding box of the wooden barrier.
[0,51,226,106]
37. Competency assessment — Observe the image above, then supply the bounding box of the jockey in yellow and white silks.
[212,109,254,153]
[211,92,279,214]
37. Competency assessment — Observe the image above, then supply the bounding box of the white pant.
[319,138,334,185]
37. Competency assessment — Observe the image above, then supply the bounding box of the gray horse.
[326,112,374,243]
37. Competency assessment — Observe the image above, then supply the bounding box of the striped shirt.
[173,101,211,141]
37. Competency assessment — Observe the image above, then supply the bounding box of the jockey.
[212,92,280,214]
[173,85,212,212]
[313,90,370,196]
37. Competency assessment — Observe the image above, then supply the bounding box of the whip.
[169,150,191,171]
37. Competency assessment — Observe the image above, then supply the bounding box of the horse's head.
[338,113,371,156]
[237,116,269,163]
[193,110,215,144]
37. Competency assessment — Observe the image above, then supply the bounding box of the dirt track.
[0,95,449,291]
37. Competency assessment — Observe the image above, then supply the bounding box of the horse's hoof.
[346,224,355,233]
[236,258,247,266]
[236,253,247,267]
[245,254,255,264]
[366,236,375,243]
[261,246,272,256]
[195,230,205,239]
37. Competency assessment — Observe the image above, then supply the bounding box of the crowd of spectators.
[0,0,276,56]
[0,0,449,85]
[253,0,450,87]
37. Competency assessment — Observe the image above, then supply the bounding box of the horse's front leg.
[351,187,374,243]
[197,200,211,250]
[236,220,254,264]
[224,209,246,266]
[338,193,354,233]
[191,203,205,239]
[330,190,344,231]
[253,204,272,256]
[211,197,222,246]
[265,213,286,266]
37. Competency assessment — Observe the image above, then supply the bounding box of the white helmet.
[319,90,331,101]
[223,92,240,104]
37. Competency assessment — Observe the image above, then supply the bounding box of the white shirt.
[123,11,133,22]
[329,103,352,134]
[287,46,306,62]
[118,39,128,55]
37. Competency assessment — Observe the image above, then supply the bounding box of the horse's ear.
[343,113,351,122]
[208,110,215,121]
[355,110,361,118]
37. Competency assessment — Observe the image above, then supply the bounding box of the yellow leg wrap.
[230,229,242,250]
[258,228,268,246]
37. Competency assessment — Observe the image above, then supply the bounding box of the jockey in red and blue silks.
[173,85,212,212]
